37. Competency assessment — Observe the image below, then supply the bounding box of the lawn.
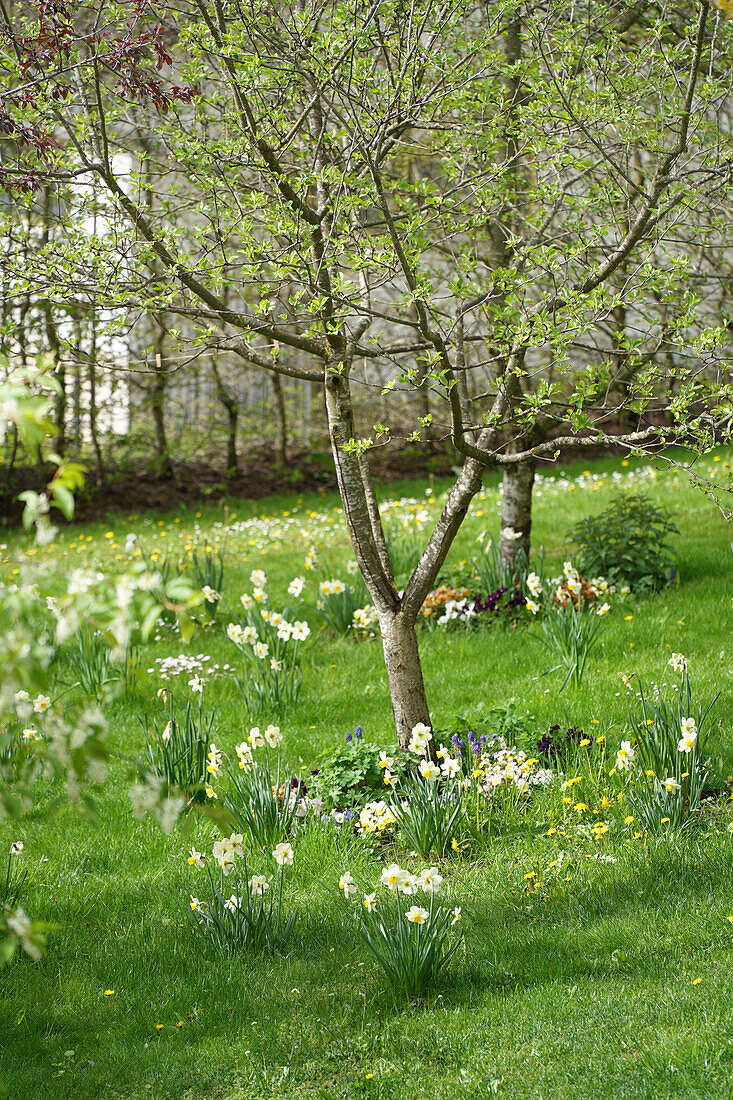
[1,451,733,1100]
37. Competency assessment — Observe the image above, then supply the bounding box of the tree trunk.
[272,371,288,466]
[500,456,535,567]
[380,609,431,750]
[150,339,173,480]
[211,354,239,476]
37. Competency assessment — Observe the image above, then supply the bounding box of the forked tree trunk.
[379,610,431,748]
[500,456,535,568]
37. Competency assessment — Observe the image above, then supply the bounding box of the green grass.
[1,451,733,1100]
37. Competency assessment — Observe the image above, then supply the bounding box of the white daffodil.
[273,842,294,866]
[264,724,282,748]
[339,872,358,898]
[418,867,443,893]
[420,761,441,782]
[405,905,430,925]
[187,847,205,869]
[249,875,269,895]
[616,740,635,771]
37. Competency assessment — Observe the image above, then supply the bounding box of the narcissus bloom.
[405,906,429,925]
[273,842,294,866]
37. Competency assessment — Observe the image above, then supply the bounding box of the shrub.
[569,493,678,593]
[309,727,407,808]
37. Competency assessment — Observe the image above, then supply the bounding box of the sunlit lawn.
[1,450,733,1100]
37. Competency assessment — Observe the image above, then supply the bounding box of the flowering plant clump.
[139,689,214,805]
[308,726,408,808]
[339,863,462,999]
[536,725,594,769]
[186,835,295,954]
[420,585,470,622]
[226,570,310,713]
[220,724,314,848]
[622,657,718,831]
[313,572,369,636]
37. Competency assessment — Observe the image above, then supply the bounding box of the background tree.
[1,0,732,745]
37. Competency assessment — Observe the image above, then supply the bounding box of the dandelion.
[273,842,294,866]
[104,989,114,996]
[405,906,430,925]
[339,872,358,898]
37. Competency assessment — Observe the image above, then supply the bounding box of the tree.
[1,0,732,746]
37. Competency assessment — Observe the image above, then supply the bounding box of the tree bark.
[379,609,431,749]
[499,455,536,568]
[150,331,173,480]
[272,371,288,466]
[211,354,239,475]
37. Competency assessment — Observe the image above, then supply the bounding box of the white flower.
[202,586,221,603]
[525,598,540,615]
[249,875,269,895]
[680,716,697,739]
[248,727,265,748]
[381,864,408,890]
[206,743,222,776]
[287,576,305,597]
[9,841,24,856]
[187,847,205,868]
[227,623,244,644]
[240,593,253,610]
[678,730,697,753]
[229,833,245,856]
[273,842,294,866]
[397,873,419,896]
[408,723,432,756]
[346,560,359,575]
[125,533,138,552]
[242,626,258,645]
[363,892,376,912]
[254,642,269,660]
[440,755,461,779]
[319,580,332,596]
[292,621,310,641]
[189,895,203,912]
[596,602,611,616]
[331,580,346,595]
[339,872,358,898]
[264,724,282,748]
[405,905,430,925]
[33,695,51,714]
[420,761,440,782]
[616,740,635,771]
[252,587,266,603]
[212,838,235,874]
[224,895,243,912]
[526,572,543,598]
[451,907,462,925]
[418,867,443,893]
[250,569,267,588]
[270,658,284,671]
[379,751,394,770]
[500,527,523,541]
[188,675,204,694]
[669,653,688,674]
[663,777,681,792]
[235,741,253,768]
[162,721,173,743]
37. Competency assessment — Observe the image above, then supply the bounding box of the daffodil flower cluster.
[357,800,397,835]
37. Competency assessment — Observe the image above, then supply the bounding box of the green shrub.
[569,493,678,593]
